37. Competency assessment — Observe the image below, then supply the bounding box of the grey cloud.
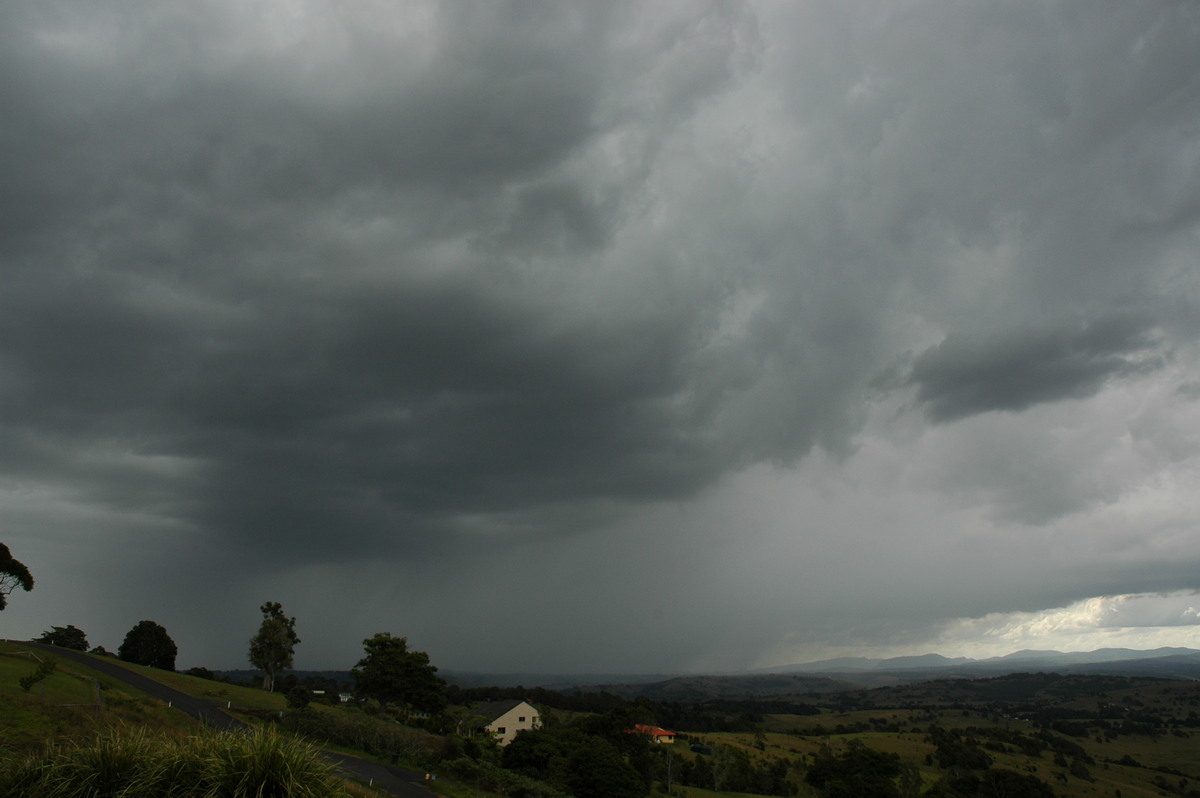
[910,316,1165,423]
[3,1,1200,672]
[0,2,765,566]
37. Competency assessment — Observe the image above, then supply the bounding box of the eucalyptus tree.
[249,601,301,692]
[351,632,446,714]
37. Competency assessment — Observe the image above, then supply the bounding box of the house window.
[518,716,525,723]
[496,727,506,734]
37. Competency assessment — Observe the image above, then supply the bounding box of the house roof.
[633,724,676,737]
[472,699,536,723]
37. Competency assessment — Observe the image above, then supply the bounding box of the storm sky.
[3,1,1200,674]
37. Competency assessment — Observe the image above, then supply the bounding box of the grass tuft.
[0,725,357,797]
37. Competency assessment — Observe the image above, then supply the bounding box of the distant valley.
[223,646,1200,702]
[589,647,1200,701]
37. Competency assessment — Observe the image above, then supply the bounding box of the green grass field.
[671,702,1200,798]
[0,642,203,752]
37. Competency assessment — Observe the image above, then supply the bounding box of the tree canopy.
[118,620,178,670]
[502,723,648,798]
[0,542,34,611]
[351,632,446,714]
[36,624,89,651]
[248,601,300,692]
[805,740,903,798]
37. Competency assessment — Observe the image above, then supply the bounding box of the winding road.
[13,641,436,797]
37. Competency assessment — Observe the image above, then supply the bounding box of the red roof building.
[632,723,677,743]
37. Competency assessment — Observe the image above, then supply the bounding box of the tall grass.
[0,725,357,797]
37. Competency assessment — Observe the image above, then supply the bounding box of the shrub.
[286,685,312,709]
[19,656,56,692]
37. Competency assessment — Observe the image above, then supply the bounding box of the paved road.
[11,641,435,797]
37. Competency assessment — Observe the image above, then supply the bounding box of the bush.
[286,685,312,709]
[19,656,56,692]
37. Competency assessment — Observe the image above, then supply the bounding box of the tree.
[248,601,300,692]
[805,740,902,798]
[566,738,648,798]
[503,727,648,798]
[285,684,312,710]
[118,620,177,670]
[0,542,34,611]
[36,624,89,651]
[351,633,446,714]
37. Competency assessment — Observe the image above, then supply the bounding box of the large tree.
[351,633,446,714]
[248,601,300,692]
[0,542,34,611]
[118,620,178,670]
[36,624,89,651]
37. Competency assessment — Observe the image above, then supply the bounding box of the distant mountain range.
[580,647,1200,701]
[215,647,1200,697]
[768,647,1200,677]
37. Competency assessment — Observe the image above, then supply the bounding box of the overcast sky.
[3,1,1200,675]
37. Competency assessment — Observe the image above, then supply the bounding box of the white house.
[471,699,541,746]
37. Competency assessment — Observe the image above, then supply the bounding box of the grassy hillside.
[0,642,383,797]
[0,641,199,753]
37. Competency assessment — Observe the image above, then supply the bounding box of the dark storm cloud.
[4,1,1200,672]
[0,1,761,563]
[911,316,1167,422]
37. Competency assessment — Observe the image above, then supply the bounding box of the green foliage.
[36,625,89,651]
[286,684,312,709]
[119,620,178,671]
[708,743,793,796]
[278,706,447,765]
[805,740,902,798]
[927,725,994,771]
[566,738,647,798]
[0,542,34,611]
[439,756,564,797]
[501,725,647,798]
[502,727,587,782]
[248,601,300,692]
[350,632,446,714]
[0,726,354,797]
[19,656,56,692]
[574,707,654,778]
[925,768,1056,798]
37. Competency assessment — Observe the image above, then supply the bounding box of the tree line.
[25,608,446,721]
